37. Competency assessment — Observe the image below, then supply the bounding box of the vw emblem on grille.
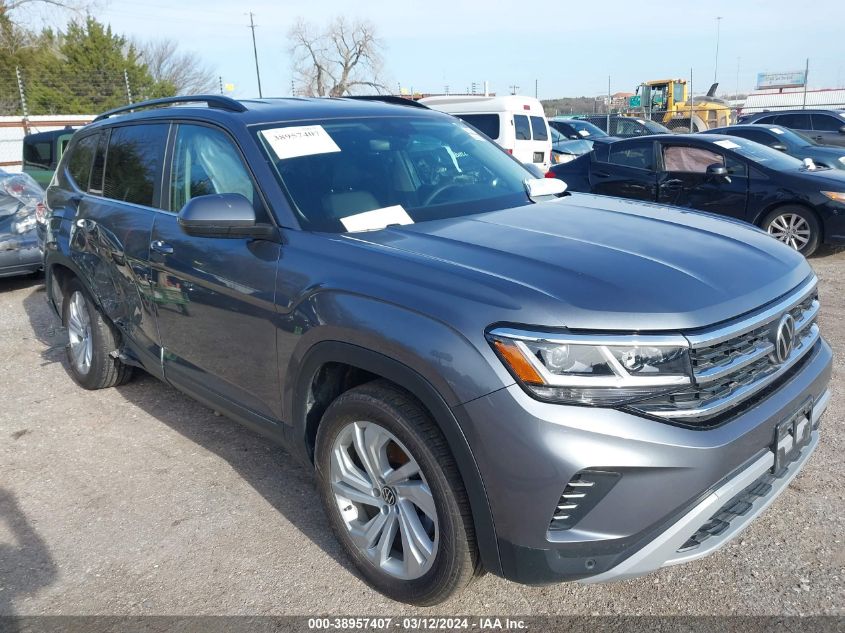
[773,313,796,364]
[381,486,397,506]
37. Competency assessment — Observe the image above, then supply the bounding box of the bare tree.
[0,0,89,20]
[289,16,387,97]
[139,38,217,95]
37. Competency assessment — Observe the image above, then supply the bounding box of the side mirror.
[770,143,788,152]
[177,193,278,240]
[524,177,567,199]
[706,163,729,178]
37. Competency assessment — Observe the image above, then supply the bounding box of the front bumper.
[0,230,42,278]
[454,338,832,584]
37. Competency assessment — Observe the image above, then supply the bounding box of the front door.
[590,139,658,201]
[148,122,282,420]
[656,142,748,220]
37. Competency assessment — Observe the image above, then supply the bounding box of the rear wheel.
[314,380,478,605]
[762,206,821,256]
[62,278,133,389]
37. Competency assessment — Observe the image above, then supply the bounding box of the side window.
[23,140,52,169]
[529,116,548,141]
[102,124,169,207]
[775,113,811,130]
[725,155,747,177]
[514,115,531,141]
[456,114,500,140]
[66,133,98,191]
[756,115,777,124]
[170,124,256,213]
[662,145,724,173]
[89,131,109,195]
[592,143,610,163]
[811,114,843,132]
[735,129,775,146]
[608,140,654,170]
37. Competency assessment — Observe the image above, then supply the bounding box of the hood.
[343,194,812,331]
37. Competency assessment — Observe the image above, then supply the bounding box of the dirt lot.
[1,250,843,617]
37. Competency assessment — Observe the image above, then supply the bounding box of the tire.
[315,380,479,605]
[761,206,821,256]
[62,278,133,389]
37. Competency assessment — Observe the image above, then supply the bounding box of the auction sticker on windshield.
[260,125,341,160]
[714,139,741,149]
[340,205,414,232]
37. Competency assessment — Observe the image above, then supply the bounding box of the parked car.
[23,127,77,187]
[574,115,673,137]
[550,127,593,164]
[0,170,44,278]
[703,124,845,170]
[548,117,608,140]
[738,109,845,147]
[44,95,831,605]
[419,95,552,169]
[548,133,845,255]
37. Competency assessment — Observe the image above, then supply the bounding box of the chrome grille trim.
[685,276,818,349]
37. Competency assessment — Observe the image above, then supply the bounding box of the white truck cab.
[420,95,552,170]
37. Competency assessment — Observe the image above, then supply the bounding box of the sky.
[32,0,845,99]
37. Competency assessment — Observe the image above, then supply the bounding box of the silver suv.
[43,95,832,605]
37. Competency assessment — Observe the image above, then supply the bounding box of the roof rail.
[343,95,429,109]
[93,95,247,122]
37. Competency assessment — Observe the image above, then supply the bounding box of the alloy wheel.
[330,420,438,580]
[767,213,812,251]
[67,290,93,375]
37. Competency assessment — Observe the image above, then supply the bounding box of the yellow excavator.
[629,79,733,132]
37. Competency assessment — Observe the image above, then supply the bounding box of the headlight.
[487,328,691,405]
[821,191,845,203]
[552,153,576,164]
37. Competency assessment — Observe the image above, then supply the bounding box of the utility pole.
[714,16,722,85]
[509,84,519,95]
[802,58,810,109]
[15,66,29,133]
[248,12,263,98]
[606,75,611,133]
[291,79,296,96]
[219,76,224,94]
[124,69,133,104]
[535,78,538,99]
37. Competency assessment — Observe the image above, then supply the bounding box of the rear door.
[69,123,167,368]
[589,139,658,200]
[148,121,282,420]
[810,113,845,147]
[656,141,749,219]
[774,112,813,138]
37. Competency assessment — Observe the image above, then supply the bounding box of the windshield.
[568,120,607,139]
[775,127,818,147]
[642,119,672,133]
[716,138,807,171]
[256,116,534,233]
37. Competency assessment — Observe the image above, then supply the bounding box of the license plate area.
[533,151,544,163]
[771,397,814,476]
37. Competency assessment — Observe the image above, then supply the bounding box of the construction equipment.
[629,79,733,132]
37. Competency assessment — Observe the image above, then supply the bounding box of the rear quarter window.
[102,124,169,207]
[455,114,501,140]
[66,133,98,191]
[811,114,844,132]
[23,140,52,168]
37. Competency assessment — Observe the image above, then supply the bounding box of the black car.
[574,115,673,138]
[548,118,608,140]
[703,124,845,170]
[548,133,845,255]
[737,109,845,147]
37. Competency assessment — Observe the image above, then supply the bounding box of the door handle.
[594,171,611,178]
[661,179,684,190]
[150,240,174,255]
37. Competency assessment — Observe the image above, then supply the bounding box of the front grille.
[634,280,820,425]
[548,470,620,533]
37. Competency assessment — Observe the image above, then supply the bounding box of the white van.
[419,95,552,170]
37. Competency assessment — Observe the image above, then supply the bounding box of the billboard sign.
[756,71,807,90]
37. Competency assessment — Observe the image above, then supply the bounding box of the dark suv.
[738,109,845,147]
[43,95,832,605]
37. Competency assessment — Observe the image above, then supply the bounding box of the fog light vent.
[548,469,621,532]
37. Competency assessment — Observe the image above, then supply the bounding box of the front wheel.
[762,206,821,256]
[314,380,478,605]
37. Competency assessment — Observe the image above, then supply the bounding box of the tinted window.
[170,124,255,212]
[102,124,168,207]
[608,140,654,170]
[456,114,500,140]
[811,114,844,132]
[729,129,775,146]
[549,121,575,137]
[66,133,98,190]
[89,131,108,195]
[725,155,747,177]
[514,115,531,140]
[592,143,610,163]
[23,140,52,168]
[756,115,777,124]
[530,116,548,141]
[775,113,812,130]
[662,145,723,173]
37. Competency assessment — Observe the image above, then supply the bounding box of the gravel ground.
[0,250,843,618]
